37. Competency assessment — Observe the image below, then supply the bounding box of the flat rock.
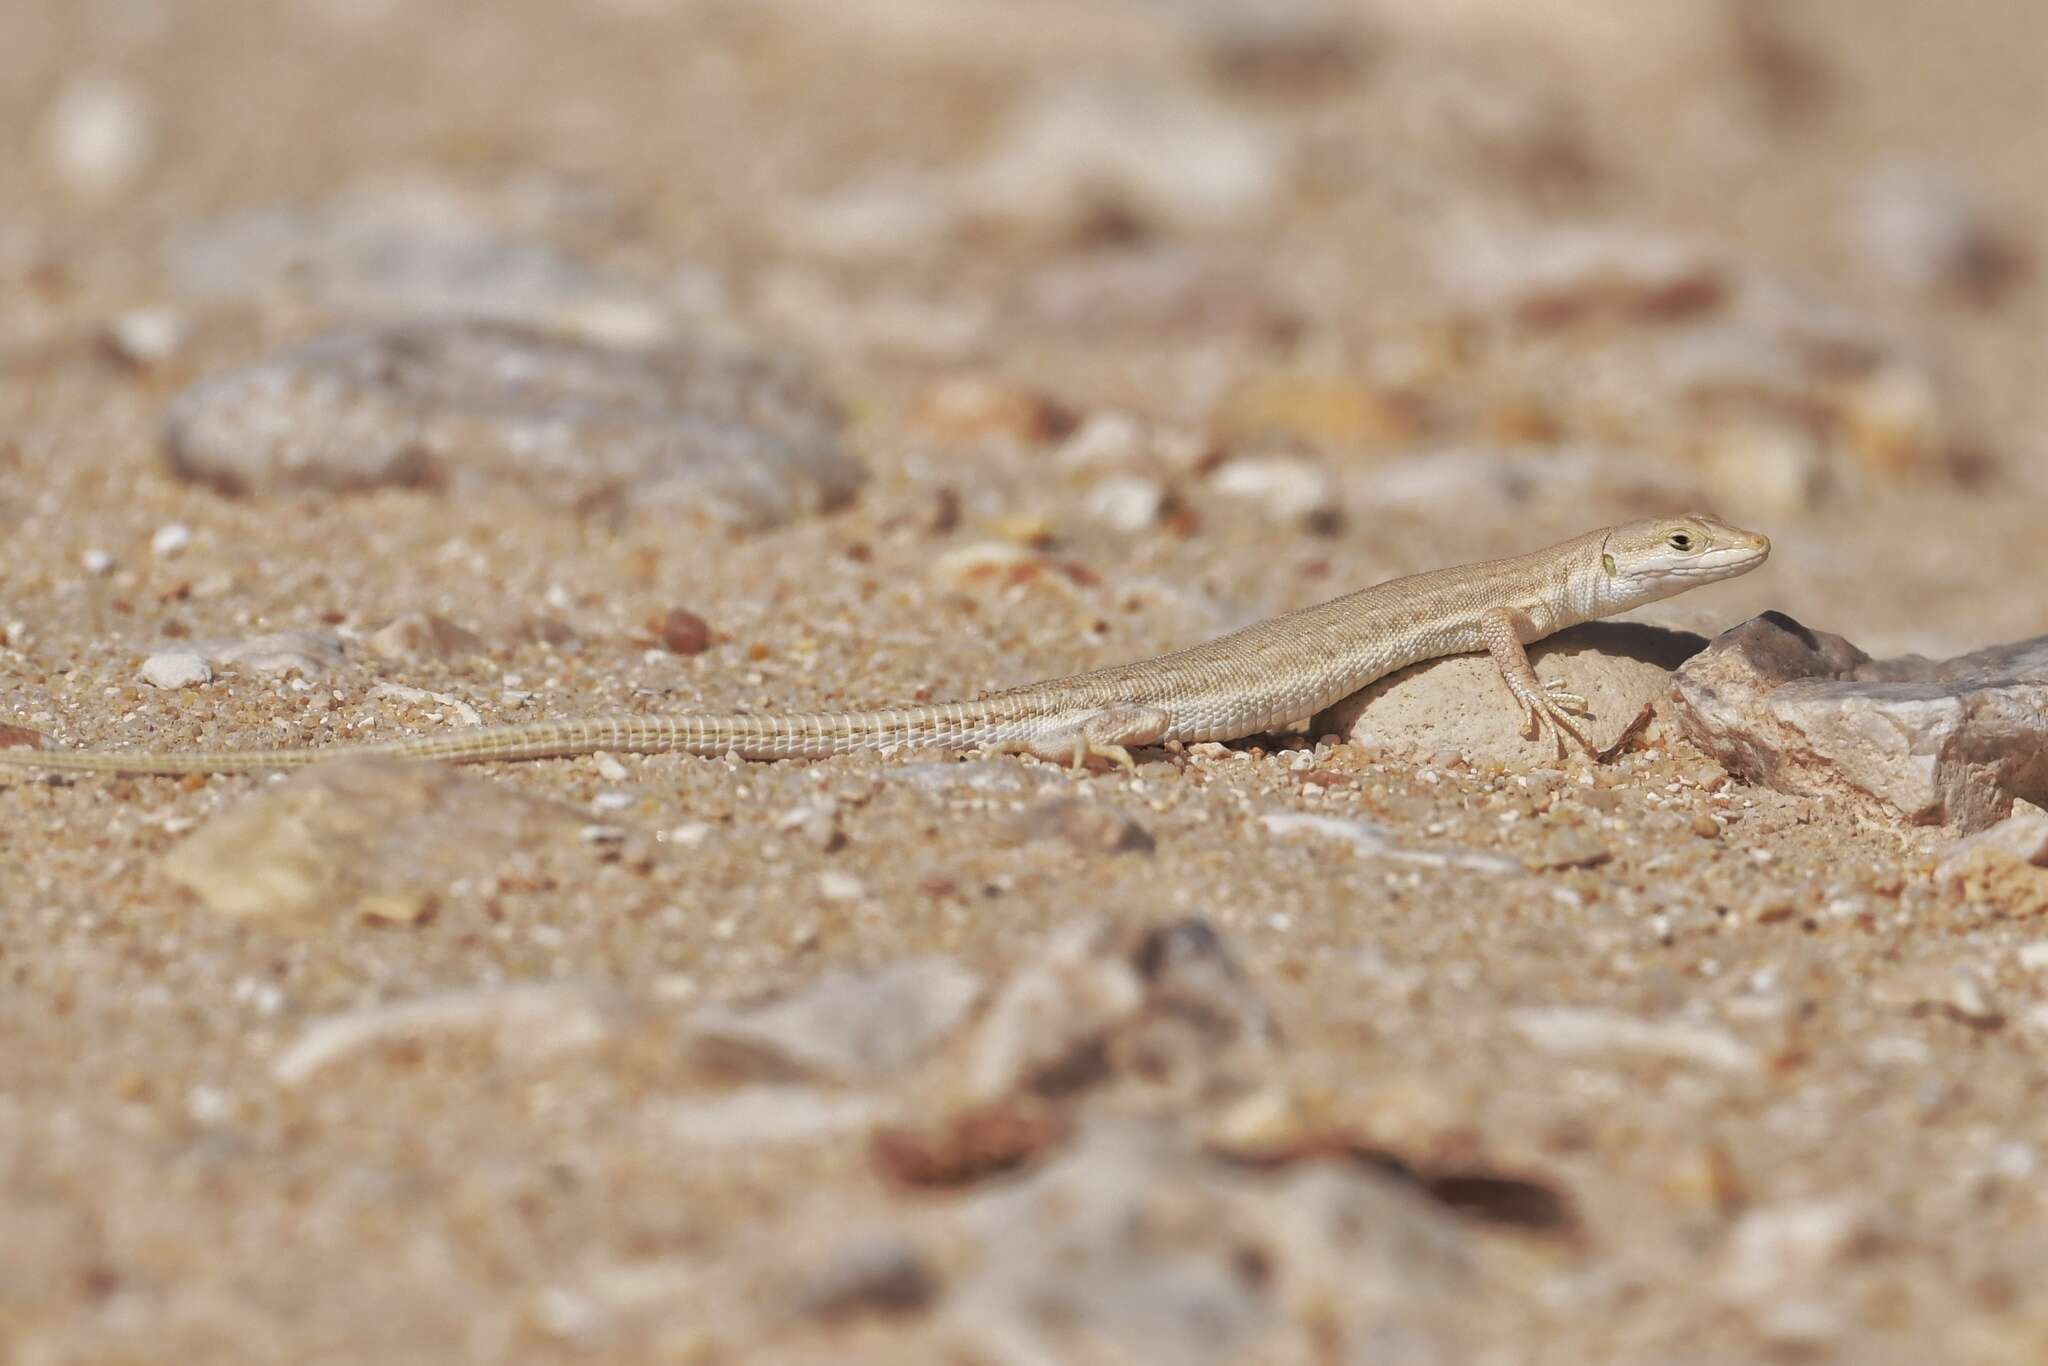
[1672,612,2048,831]
[160,757,592,921]
[164,320,860,528]
[1321,621,1706,769]
[687,958,986,1085]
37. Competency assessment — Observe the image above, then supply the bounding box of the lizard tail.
[0,705,1023,776]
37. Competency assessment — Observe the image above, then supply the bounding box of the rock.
[1508,1007,1759,1074]
[1672,612,2048,831]
[964,918,1273,1102]
[166,184,665,342]
[1717,1198,1876,1327]
[1322,621,1706,770]
[186,631,346,678]
[1083,475,1167,533]
[1209,454,1339,530]
[651,1086,887,1149]
[1936,803,2048,916]
[654,607,714,656]
[271,983,626,1085]
[687,958,985,1085]
[1260,812,1521,875]
[138,651,213,690]
[366,613,486,663]
[936,1121,1474,1365]
[792,1238,938,1321]
[163,321,859,529]
[148,522,193,558]
[1846,160,2027,306]
[41,75,153,197]
[160,757,591,921]
[106,310,188,369]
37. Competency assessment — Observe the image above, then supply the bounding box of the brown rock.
[654,607,714,656]
[1673,612,2048,831]
[1322,621,1707,770]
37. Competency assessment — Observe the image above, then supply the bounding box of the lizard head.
[1597,514,1770,607]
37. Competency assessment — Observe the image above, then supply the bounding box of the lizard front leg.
[1478,607,1593,757]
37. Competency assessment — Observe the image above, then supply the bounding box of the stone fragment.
[164,321,858,528]
[1937,804,2048,916]
[687,958,985,1085]
[1325,621,1705,770]
[652,1086,887,1149]
[366,612,485,663]
[160,757,590,920]
[41,76,153,197]
[1509,1006,1758,1074]
[964,918,1273,1102]
[936,1121,1474,1365]
[1260,813,1521,875]
[186,631,346,677]
[792,1238,938,1321]
[138,651,212,690]
[1673,612,2048,832]
[1209,454,1339,530]
[1083,475,1167,533]
[106,310,188,369]
[272,982,625,1085]
[654,607,713,656]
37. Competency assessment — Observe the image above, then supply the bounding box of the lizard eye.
[1668,532,1695,551]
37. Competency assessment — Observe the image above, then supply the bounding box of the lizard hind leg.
[1019,703,1172,773]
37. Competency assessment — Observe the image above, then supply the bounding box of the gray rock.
[688,958,985,1084]
[1322,621,1706,769]
[164,320,860,528]
[1673,612,2048,831]
[939,1121,1473,1365]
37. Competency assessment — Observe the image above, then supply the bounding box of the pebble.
[81,548,115,576]
[138,651,212,690]
[1083,475,1168,533]
[106,308,188,368]
[1509,1006,1758,1074]
[686,957,985,1084]
[163,320,860,528]
[41,75,154,197]
[1055,412,1148,470]
[1209,454,1339,529]
[149,522,192,558]
[160,758,593,921]
[655,607,714,656]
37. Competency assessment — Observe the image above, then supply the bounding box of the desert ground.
[4,1,2048,1361]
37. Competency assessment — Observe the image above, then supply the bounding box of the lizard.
[0,514,1768,778]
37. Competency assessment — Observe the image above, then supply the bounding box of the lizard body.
[0,515,1768,777]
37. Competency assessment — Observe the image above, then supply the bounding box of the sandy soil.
[3,1,2048,1361]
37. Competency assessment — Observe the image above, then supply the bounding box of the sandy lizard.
[0,515,1768,777]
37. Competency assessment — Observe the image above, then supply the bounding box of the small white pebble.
[109,308,187,367]
[2016,941,2048,972]
[1056,411,1147,470]
[666,822,713,848]
[139,650,211,689]
[82,548,115,575]
[591,791,635,813]
[592,752,630,782]
[1083,475,1167,532]
[42,75,153,197]
[818,870,866,902]
[150,522,192,557]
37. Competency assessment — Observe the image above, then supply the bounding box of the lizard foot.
[1021,704,1172,773]
[1514,684,1594,758]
